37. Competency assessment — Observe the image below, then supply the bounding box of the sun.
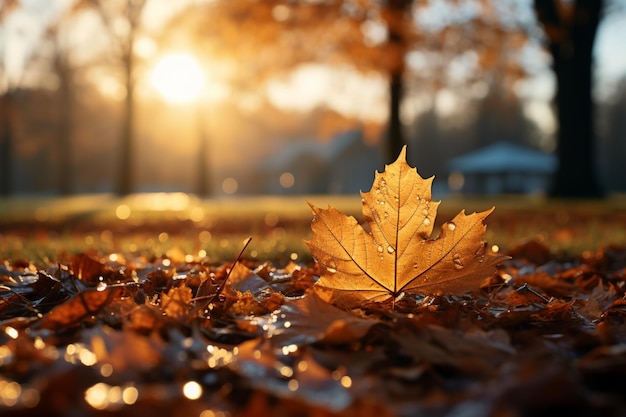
[150,53,205,104]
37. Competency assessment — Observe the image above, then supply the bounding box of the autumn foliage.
[2,150,626,416]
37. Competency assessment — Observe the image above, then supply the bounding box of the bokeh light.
[115,205,131,220]
[222,178,239,194]
[182,381,203,400]
[279,172,295,189]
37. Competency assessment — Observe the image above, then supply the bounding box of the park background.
[1,0,626,199]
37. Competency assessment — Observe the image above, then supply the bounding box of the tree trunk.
[110,0,146,196]
[535,0,604,198]
[387,71,405,163]
[196,105,210,196]
[0,92,15,196]
[384,1,410,164]
[57,61,74,195]
[115,53,135,196]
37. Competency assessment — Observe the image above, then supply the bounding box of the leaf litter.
[1,150,626,416]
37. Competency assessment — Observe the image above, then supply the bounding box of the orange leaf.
[306,146,507,308]
[161,284,193,319]
[39,288,120,330]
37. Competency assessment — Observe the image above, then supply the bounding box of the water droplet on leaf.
[453,253,464,269]
[423,218,431,226]
[96,282,108,292]
[387,245,394,254]
[447,222,456,231]
[377,245,384,253]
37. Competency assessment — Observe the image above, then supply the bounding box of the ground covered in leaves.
[1,238,626,417]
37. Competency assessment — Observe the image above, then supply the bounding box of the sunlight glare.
[151,54,205,104]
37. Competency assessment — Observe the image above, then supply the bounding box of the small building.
[257,130,383,194]
[326,130,383,194]
[446,142,557,194]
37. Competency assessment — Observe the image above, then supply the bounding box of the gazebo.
[446,142,557,194]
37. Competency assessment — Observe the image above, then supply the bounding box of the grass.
[1,193,625,265]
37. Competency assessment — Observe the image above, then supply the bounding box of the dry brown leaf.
[38,287,120,330]
[262,293,379,347]
[161,284,193,319]
[307,146,507,308]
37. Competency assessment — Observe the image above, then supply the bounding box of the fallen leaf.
[393,325,514,376]
[0,271,64,319]
[82,324,164,373]
[38,287,120,330]
[227,262,270,294]
[307,146,507,308]
[232,339,352,411]
[161,284,193,319]
[506,239,552,265]
[71,253,123,284]
[260,293,379,347]
[224,262,285,315]
[516,271,576,298]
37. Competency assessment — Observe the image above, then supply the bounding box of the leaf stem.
[192,237,252,310]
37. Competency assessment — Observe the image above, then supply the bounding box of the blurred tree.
[471,85,540,149]
[173,0,530,164]
[37,2,92,195]
[82,0,146,196]
[601,78,626,191]
[533,0,604,197]
[410,107,446,179]
[49,29,76,196]
[3,1,94,195]
[0,0,21,195]
[0,90,16,196]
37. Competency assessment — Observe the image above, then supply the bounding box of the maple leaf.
[306,146,507,308]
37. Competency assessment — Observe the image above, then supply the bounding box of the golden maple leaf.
[306,146,507,308]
